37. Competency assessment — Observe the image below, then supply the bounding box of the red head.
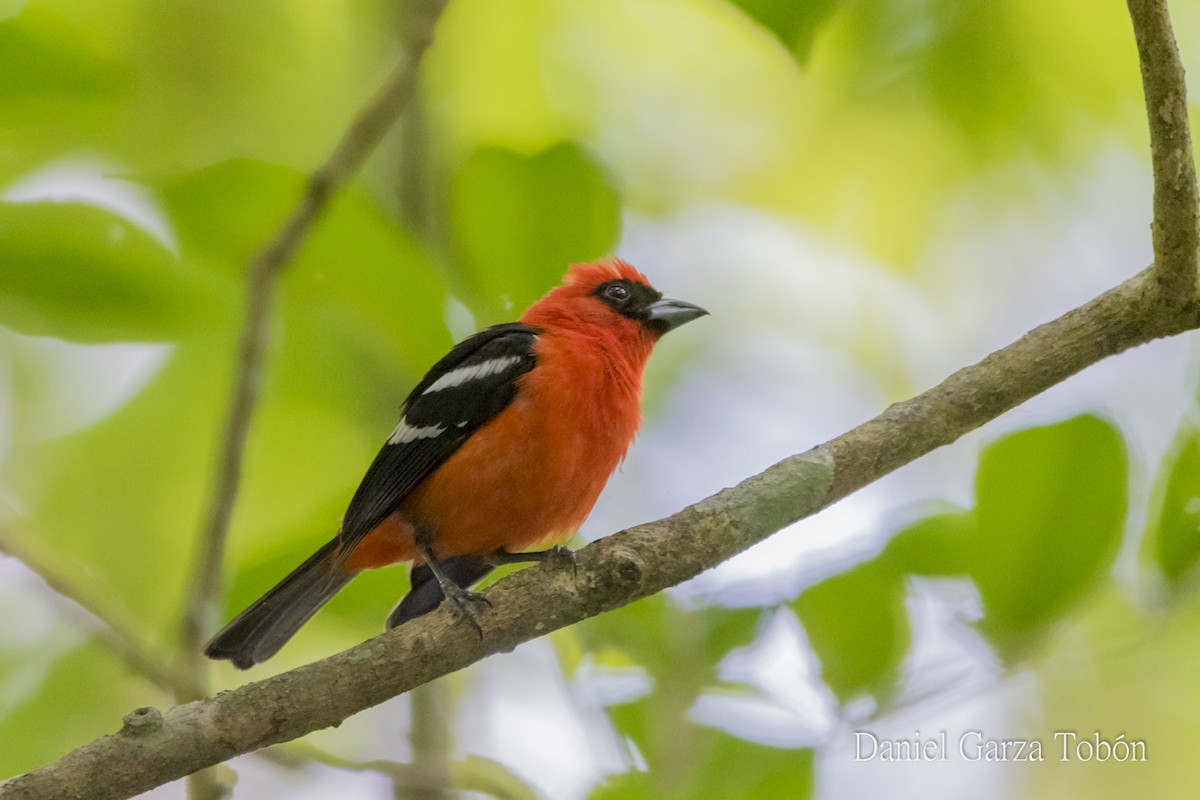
[520,259,708,352]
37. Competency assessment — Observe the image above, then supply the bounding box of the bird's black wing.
[338,322,538,551]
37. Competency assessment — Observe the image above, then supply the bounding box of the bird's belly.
[402,394,631,559]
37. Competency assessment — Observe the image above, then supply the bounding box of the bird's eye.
[605,283,630,302]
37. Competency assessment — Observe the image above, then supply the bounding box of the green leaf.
[828,0,1138,163]
[576,594,674,676]
[0,8,126,102]
[0,200,206,342]
[727,0,840,62]
[590,727,812,800]
[791,559,909,703]
[449,143,621,323]
[162,159,451,377]
[686,727,812,800]
[918,2,1032,150]
[1147,421,1200,584]
[881,509,973,577]
[583,599,775,800]
[161,157,300,271]
[970,415,1127,655]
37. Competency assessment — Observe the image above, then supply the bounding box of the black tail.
[204,538,350,669]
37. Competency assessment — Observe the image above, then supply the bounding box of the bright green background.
[2,0,1199,797]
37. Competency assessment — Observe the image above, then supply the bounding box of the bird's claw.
[440,582,492,638]
[545,545,578,580]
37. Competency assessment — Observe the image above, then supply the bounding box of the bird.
[204,259,707,669]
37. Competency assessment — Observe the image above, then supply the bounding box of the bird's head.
[520,259,708,343]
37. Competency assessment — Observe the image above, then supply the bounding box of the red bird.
[205,259,707,668]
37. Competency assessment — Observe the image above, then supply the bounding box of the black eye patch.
[594,279,663,320]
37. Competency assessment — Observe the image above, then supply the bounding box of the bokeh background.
[3,0,1200,797]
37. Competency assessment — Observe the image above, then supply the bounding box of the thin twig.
[175,6,447,797]
[0,526,202,698]
[405,683,453,799]
[391,22,455,797]
[1127,0,1200,304]
[279,744,542,800]
[176,0,449,695]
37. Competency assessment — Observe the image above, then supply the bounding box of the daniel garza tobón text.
[853,730,1147,763]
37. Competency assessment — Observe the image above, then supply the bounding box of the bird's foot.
[543,545,577,579]
[439,581,492,638]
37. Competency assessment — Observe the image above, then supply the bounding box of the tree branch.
[176,0,449,699]
[1127,0,1200,304]
[2,265,1197,800]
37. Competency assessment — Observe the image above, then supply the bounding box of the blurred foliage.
[577,596,812,800]
[0,0,1196,797]
[728,0,839,62]
[1031,587,1200,798]
[969,416,1127,656]
[792,559,909,703]
[791,416,1127,707]
[882,510,972,578]
[0,6,126,109]
[1144,416,1200,586]
[591,730,813,800]
[575,594,762,684]
[0,200,205,341]
[449,143,621,323]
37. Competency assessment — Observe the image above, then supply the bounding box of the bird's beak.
[645,298,709,336]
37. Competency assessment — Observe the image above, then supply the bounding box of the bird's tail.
[204,538,350,669]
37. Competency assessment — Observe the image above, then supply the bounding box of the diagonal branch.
[1127,0,1200,304]
[2,265,1197,800]
[177,0,449,699]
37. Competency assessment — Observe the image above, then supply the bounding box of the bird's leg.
[413,525,491,638]
[489,545,577,579]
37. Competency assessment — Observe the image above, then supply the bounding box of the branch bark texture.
[3,2,1200,799]
[1128,0,1200,304]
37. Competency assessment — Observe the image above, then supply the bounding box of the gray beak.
[646,298,709,336]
